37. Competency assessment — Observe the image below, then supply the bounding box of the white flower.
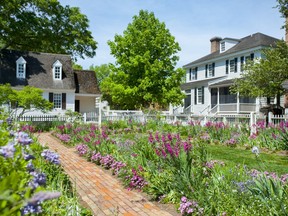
[252,146,260,156]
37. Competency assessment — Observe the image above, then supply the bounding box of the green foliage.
[102,10,185,109]
[0,84,53,118]
[89,64,112,87]
[0,0,97,59]
[72,62,83,70]
[231,40,288,98]
[0,113,91,215]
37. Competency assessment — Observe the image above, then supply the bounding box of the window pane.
[54,67,61,79]
[197,88,202,104]
[230,60,235,73]
[18,64,24,78]
[53,93,62,109]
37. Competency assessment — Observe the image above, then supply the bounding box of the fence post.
[83,113,87,123]
[268,112,273,125]
[250,112,256,135]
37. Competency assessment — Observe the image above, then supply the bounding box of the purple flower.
[100,155,115,169]
[23,153,35,161]
[41,149,60,165]
[91,152,102,163]
[21,202,42,215]
[29,191,61,203]
[0,142,15,158]
[26,161,35,173]
[75,144,88,156]
[111,161,126,175]
[29,172,46,189]
[15,132,33,145]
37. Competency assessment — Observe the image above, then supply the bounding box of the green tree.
[231,40,288,105]
[0,0,97,60]
[72,62,83,70]
[0,84,53,117]
[89,64,112,87]
[101,10,185,110]
[231,0,288,106]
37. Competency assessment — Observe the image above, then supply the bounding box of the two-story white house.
[180,32,279,115]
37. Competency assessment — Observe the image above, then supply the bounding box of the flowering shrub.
[178,196,204,215]
[0,113,91,215]
[52,120,288,215]
[75,144,89,156]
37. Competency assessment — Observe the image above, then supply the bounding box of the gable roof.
[0,49,75,90]
[183,32,279,68]
[74,70,101,94]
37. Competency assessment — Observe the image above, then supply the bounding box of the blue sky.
[59,0,285,69]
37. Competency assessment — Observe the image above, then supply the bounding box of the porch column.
[217,87,220,113]
[237,92,240,113]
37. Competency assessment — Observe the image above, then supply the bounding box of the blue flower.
[21,202,42,215]
[41,149,60,165]
[0,142,16,158]
[26,161,35,173]
[15,132,33,145]
[29,172,46,189]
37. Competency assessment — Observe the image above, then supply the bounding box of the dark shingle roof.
[0,49,75,90]
[183,33,279,68]
[74,70,101,94]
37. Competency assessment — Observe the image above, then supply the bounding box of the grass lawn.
[207,144,288,175]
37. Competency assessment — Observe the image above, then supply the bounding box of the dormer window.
[53,60,62,80]
[220,42,225,52]
[16,57,26,79]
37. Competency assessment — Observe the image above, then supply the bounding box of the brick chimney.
[210,36,222,53]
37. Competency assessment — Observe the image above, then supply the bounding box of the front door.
[211,88,217,108]
[75,100,80,112]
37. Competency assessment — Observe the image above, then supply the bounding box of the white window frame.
[53,60,62,80]
[16,57,26,79]
[53,93,62,109]
[197,87,203,104]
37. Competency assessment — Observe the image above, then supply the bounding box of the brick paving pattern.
[37,132,175,216]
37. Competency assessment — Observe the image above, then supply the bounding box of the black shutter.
[226,60,229,74]
[189,68,192,80]
[195,67,198,80]
[49,93,53,103]
[240,56,244,71]
[62,93,66,110]
[267,97,271,105]
[202,86,204,104]
[194,88,197,104]
[212,63,215,77]
[250,53,254,61]
[234,58,238,73]
[205,65,208,78]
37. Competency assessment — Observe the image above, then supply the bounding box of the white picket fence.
[17,111,288,131]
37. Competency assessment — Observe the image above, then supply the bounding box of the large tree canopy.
[231,40,288,100]
[0,0,97,59]
[101,10,185,110]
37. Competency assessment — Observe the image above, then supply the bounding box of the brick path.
[37,133,176,216]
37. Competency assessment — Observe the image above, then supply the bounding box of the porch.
[209,86,256,114]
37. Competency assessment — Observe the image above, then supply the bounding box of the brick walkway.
[37,133,176,216]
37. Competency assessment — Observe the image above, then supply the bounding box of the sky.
[59,0,285,69]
